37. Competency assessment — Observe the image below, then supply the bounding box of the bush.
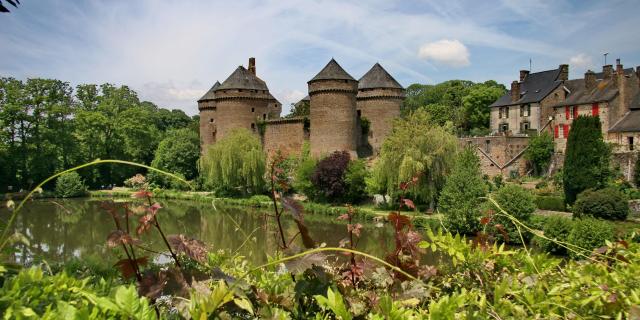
[535,195,566,211]
[572,188,629,220]
[343,159,369,203]
[525,132,554,176]
[148,128,200,189]
[54,172,87,198]
[535,215,573,255]
[311,151,351,202]
[635,155,640,187]
[294,157,318,199]
[123,174,148,190]
[567,218,615,259]
[563,116,611,205]
[487,184,536,244]
[492,175,504,189]
[440,148,487,235]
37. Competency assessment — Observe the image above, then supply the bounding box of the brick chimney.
[585,70,596,90]
[511,81,520,102]
[520,70,529,82]
[616,59,624,75]
[558,64,569,81]
[602,65,613,79]
[248,57,256,76]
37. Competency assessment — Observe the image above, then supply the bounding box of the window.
[357,110,362,118]
[520,104,530,117]
[520,121,530,132]
[592,103,599,116]
[485,140,490,152]
[629,136,635,151]
[251,108,255,113]
[263,114,266,120]
[251,123,255,131]
[499,123,509,133]
[209,118,214,123]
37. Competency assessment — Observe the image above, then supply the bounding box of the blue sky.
[1,0,639,115]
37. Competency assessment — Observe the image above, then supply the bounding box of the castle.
[198,58,404,159]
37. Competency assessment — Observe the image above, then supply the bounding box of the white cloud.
[569,53,593,70]
[418,39,470,67]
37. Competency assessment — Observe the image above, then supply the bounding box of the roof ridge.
[358,63,403,90]
[217,66,269,91]
[309,59,355,82]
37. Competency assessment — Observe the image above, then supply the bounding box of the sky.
[1,0,639,116]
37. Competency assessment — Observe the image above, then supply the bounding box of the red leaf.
[114,257,148,279]
[494,224,509,242]
[281,197,304,221]
[147,202,162,214]
[480,217,490,225]
[337,213,350,221]
[138,271,167,299]
[167,234,208,263]
[388,212,411,231]
[402,199,415,210]
[347,223,363,237]
[106,230,139,248]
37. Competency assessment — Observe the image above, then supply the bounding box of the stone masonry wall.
[309,79,359,158]
[461,136,530,177]
[357,87,403,155]
[262,119,306,158]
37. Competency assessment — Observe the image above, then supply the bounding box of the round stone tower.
[199,58,278,151]
[356,63,405,155]
[197,81,220,148]
[308,59,359,157]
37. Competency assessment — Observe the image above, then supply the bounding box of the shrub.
[535,195,566,211]
[54,172,87,198]
[563,116,611,205]
[440,148,487,235]
[572,188,629,220]
[487,184,536,244]
[492,175,504,189]
[567,218,615,259]
[124,174,148,190]
[525,132,554,176]
[294,157,318,199]
[634,155,640,187]
[199,128,265,196]
[343,159,369,203]
[311,151,351,202]
[535,215,573,255]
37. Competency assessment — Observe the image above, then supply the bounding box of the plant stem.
[154,217,182,268]
[270,162,287,249]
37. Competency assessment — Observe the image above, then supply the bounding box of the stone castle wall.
[357,88,403,154]
[461,136,530,177]
[309,79,359,157]
[262,118,307,158]
[213,89,271,141]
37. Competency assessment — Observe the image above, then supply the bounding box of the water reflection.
[12,198,399,266]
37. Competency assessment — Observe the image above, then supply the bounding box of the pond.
[7,198,431,267]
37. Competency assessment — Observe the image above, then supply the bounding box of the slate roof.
[609,109,640,132]
[490,68,562,107]
[198,81,220,102]
[217,66,269,91]
[594,67,634,79]
[309,59,355,82]
[358,63,403,90]
[552,78,619,107]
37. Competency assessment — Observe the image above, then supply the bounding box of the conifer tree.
[563,116,610,205]
[439,147,487,235]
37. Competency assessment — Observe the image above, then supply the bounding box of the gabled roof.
[217,66,269,91]
[309,59,355,82]
[198,81,220,102]
[490,68,562,107]
[552,78,619,107]
[358,63,403,90]
[609,109,640,133]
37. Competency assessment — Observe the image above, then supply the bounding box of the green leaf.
[233,298,254,315]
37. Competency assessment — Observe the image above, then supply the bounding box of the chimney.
[616,59,624,75]
[602,65,613,79]
[520,70,530,82]
[511,81,521,102]
[637,66,640,86]
[558,64,569,81]
[248,57,256,76]
[585,70,596,90]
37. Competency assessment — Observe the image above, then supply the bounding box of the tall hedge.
[563,116,610,205]
[439,147,487,235]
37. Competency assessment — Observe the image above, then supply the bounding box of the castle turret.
[198,81,220,148]
[356,63,404,155]
[308,59,359,157]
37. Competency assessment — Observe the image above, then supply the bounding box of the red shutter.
[592,103,599,116]
[573,106,579,119]
[565,106,570,119]
[554,125,559,138]
[563,124,569,138]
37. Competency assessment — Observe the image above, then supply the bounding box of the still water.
[9,198,402,266]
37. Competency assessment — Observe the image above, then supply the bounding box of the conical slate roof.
[309,59,355,82]
[358,63,403,90]
[198,81,220,102]
[217,66,269,91]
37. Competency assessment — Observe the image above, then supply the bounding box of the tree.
[525,132,554,176]
[148,128,200,189]
[461,81,506,132]
[439,147,487,235]
[311,151,351,202]
[285,101,310,119]
[370,109,458,206]
[488,184,536,244]
[563,116,611,205]
[199,128,265,195]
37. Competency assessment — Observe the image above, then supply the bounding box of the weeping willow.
[370,109,458,206]
[199,128,266,195]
